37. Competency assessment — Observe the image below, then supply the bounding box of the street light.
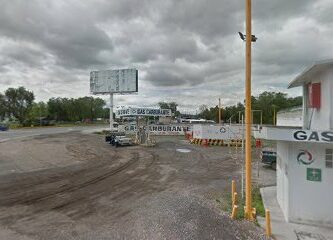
[243,0,255,220]
[238,32,258,42]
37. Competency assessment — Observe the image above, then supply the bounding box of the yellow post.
[231,205,239,220]
[219,98,221,124]
[231,180,236,207]
[233,192,238,207]
[245,0,253,220]
[265,209,272,237]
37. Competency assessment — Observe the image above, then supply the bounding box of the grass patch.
[216,185,265,220]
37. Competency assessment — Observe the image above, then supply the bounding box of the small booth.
[255,60,333,226]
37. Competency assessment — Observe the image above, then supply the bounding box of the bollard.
[204,139,208,147]
[231,180,236,207]
[233,192,238,208]
[252,207,257,218]
[265,209,272,237]
[231,205,239,220]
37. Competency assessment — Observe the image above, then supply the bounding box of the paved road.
[0,125,108,142]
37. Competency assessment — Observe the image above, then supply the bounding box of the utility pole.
[219,98,222,124]
[273,106,276,125]
[241,114,245,199]
[110,93,114,130]
[245,0,253,220]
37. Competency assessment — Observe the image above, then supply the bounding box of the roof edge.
[288,59,333,89]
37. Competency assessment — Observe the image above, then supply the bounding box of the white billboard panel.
[90,68,138,94]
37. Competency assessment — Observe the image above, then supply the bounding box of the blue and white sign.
[116,107,172,117]
[124,124,191,135]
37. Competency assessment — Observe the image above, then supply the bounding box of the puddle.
[176,148,191,153]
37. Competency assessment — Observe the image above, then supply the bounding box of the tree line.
[0,87,109,126]
[0,87,302,126]
[198,91,302,125]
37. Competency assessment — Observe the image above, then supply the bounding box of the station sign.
[293,130,333,143]
[254,127,333,144]
[124,124,191,135]
[116,107,172,117]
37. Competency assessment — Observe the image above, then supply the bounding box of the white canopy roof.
[288,59,333,88]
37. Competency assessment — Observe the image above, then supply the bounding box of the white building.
[276,106,302,127]
[255,60,333,226]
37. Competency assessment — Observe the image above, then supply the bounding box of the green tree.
[0,93,6,121]
[27,102,48,121]
[158,101,180,117]
[5,87,34,124]
[47,97,106,122]
[197,92,302,125]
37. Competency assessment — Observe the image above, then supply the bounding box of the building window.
[325,149,333,168]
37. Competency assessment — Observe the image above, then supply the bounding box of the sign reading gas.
[293,130,333,142]
[116,107,172,117]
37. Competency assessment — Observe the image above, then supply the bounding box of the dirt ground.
[0,132,271,240]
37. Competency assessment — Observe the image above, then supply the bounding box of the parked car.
[0,124,9,131]
[261,148,277,170]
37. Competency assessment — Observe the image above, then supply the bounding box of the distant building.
[158,116,172,124]
[276,106,302,127]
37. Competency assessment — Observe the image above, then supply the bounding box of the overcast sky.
[0,0,332,112]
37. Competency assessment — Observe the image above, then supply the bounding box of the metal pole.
[241,114,245,199]
[110,93,114,131]
[39,104,42,127]
[219,98,221,124]
[245,0,253,220]
[273,107,276,125]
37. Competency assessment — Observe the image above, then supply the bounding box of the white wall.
[277,109,302,127]
[279,141,333,226]
[327,69,333,130]
[277,142,290,221]
[193,124,243,140]
[304,69,333,130]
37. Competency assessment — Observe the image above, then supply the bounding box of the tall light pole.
[245,0,253,220]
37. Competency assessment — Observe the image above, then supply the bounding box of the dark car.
[0,124,9,131]
[261,148,277,170]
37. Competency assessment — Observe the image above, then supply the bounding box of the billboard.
[116,107,172,117]
[90,68,138,94]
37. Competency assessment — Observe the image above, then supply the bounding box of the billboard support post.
[110,93,114,130]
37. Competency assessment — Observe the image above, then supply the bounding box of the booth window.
[325,149,333,168]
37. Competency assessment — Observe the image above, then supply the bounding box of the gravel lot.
[0,132,271,239]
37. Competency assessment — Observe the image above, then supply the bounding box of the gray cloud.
[0,0,332,110]
[0,1,113,69]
